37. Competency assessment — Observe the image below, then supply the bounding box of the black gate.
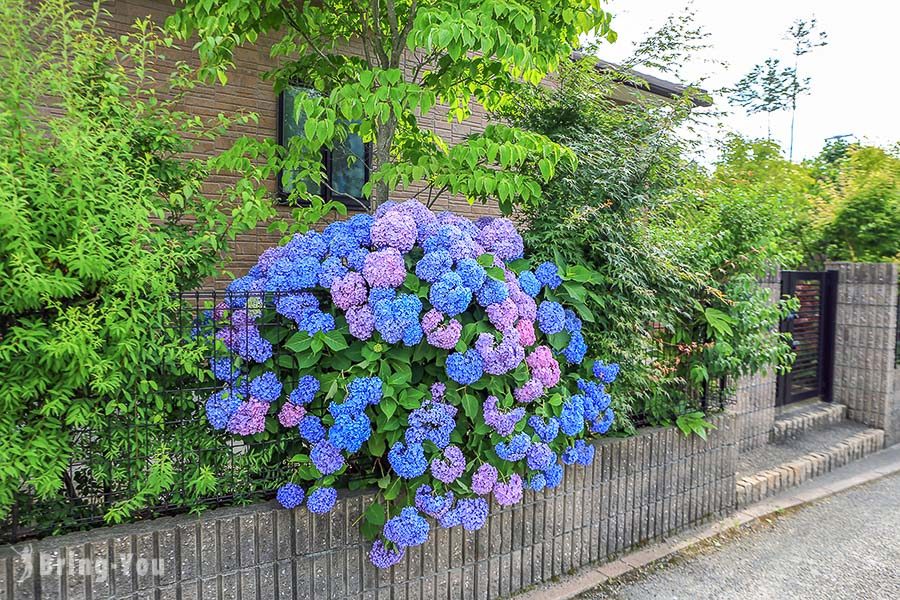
[777,270,838,406]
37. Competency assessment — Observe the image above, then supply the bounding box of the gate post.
[826,262,899,443]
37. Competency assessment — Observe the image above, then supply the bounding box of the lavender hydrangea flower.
[515,319,537,347]
[493,474,524,506]
[346,304,375,340]
[363,248,407,288]
[371,210,418,253]
[307,487,337,514]
[475,332,524,376]
[430,445,466,484]
[471,463,498,495]
[526,346,561,388]
[483,395,525,436]
[383,507,430,548]
[513,378,544,404]
[226,399,268,436]
[526,442,555,471]
[331,272,368,310]
[369,539,405,569]
[421,309,462,350]
[277,402,306,427]
[276,483,305,509]
[486,296,518,331]
[477,218,524,261]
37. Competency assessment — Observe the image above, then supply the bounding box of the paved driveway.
[580,473,900,600]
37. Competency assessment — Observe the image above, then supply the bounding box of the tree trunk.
[371,116,397,211]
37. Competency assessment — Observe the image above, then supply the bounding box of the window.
[277,86,369,207]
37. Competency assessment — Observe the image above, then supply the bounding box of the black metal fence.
[1,289,731,544]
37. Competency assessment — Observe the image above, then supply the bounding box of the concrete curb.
[513,444,900,600]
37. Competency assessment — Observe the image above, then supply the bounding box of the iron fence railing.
[1,289,730,544]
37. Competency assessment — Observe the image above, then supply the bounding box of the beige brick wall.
[90,0,502,283]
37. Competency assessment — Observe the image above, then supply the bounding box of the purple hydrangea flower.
[226,399,268,436]
[278,402,306,427]
[383,507,430,548]
[430,445,466,484]
[515,319,537,347]
[331,272,368,310]
[363,248,407,288]
[526,442,555,471]
[477,218,524,261]
[346,304,375,340]
[475,331,524,376]
[371,210,418,253]
[513,378,544,404]
[493,474,524,506]
[471,464,498,495]
[457,497,489,531]
[526,346,561,388]
[486,296,519,331]
[483,395,525,436]
[421,309,463,350]
[369,539,405,569]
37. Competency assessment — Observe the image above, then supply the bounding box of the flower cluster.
[202,200,619,571]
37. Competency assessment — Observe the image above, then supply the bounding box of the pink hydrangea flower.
[422,309,463,350]
[363,248,407,288]
[515,319,537,347]
[331,272,368,310]
[226,398,268,436]
[278,402,306,427]
[526,346,561,388]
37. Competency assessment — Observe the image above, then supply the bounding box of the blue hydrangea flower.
[415,250,453,283]
[311,440,345,475]
[475,278,509,307]
[298,415,326,443]
[406,401,458,449]
[592,360,620,384]
[348,213,374,246]
[455,258,486,290]
[205,390,242,430]
[402,322,423,346]
[210,357,240,383]
[591,407,615,435]
[290,375,320,405]
[328,412,371,453]
[414,485,455,519]
[526,442,555,471]
[518,271,541,297]
[534,261,562,289]
[276,483,305,509]
[275,292,319,325]
[561,446,579,465]
[249,372,282,402]
[564,309,582,333]
[562,331,588,364]
[307,487,338,513]
[528,415,560,444]
[445,349,484,385]
[559,395,586,436]
[527,473,546,492]
[346,247,369,271]
[383,507,430,548]
[373,293,423,344]
[287,231,328,260]
[429,272,473,316]
[543,462,564,489]
[575,439,595,466]
[536,301,565,335]
[388,441,428,479]
[348,377,383,406]
[369,287,396,305]
[265,256,321,291]
[318,256,348,288]
[457,498,489,531]
[225,275,257,308]
[495,432,531,462]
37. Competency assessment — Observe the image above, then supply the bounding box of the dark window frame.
[276,88,371,209]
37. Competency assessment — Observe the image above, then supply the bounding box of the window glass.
[331,132,366,200]
[280,86,320,197]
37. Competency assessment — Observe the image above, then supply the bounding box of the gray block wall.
[826,262,898,444]
[733,270,780,452]
[0,415,736,600]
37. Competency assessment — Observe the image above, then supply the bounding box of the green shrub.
[0,0,285,525]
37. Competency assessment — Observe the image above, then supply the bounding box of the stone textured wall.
[732,271,781,452]
[0,415,736,600]
[826,262,899,444]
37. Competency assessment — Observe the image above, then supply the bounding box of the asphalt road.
[580,473,900,600]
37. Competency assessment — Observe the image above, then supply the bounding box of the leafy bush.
[502,55,795,430]
[199,200,619,567]
[0,0,281,525]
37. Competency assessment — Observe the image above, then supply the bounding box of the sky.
[600,0,900,163]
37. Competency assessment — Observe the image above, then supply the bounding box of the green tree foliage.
[0,0,281,523]
[505,29,795,430]
[167,0,616,212]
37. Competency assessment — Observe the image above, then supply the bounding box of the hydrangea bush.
[199,200,618,569]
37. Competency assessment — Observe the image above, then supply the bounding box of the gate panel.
[777,270,838,406]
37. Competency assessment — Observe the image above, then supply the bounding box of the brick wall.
[826,262,899,444]
[89,0,503,284]
[0,414,736,600]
